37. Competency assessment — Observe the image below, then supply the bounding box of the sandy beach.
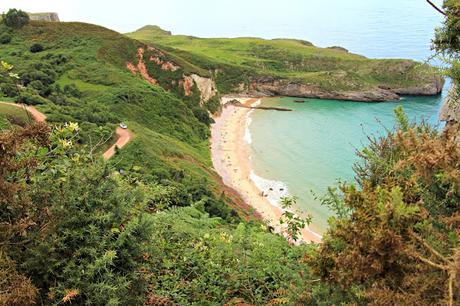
[211,97,322,244]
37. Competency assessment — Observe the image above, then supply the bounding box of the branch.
[426,0,447,16]
[409,231,449,263]
[413,253,448,271]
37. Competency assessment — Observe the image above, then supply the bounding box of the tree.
[2,9,29,29]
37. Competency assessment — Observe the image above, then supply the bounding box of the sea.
[247,0,449,234]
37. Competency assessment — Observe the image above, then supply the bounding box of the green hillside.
[127,25,443,97]
[1,11,458,305]
[0,20,244,218]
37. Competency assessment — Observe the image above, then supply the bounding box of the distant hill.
[127,25,444,102]
[127,25,171,40]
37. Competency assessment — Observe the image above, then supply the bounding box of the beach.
[211,97,322,244]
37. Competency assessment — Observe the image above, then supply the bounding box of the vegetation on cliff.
[127,25,443,100]
[0,4,459,305]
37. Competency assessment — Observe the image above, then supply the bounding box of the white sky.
[0,0,445,59]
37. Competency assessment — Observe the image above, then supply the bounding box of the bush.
[29,43,44,53]
[308,108,460,305]
[19,92,48,105]
[2,9,29,29]
[0,33,11,44]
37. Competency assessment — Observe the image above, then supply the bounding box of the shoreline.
[211,96,322,244]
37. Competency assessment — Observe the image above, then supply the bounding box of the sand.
[211,97,322,244]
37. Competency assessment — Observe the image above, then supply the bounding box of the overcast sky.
[0,0,445,59]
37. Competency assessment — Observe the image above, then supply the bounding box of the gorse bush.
[0,33,11,44]
[0,123,157,305]
[308,107,460,305]
[29,43,44,53]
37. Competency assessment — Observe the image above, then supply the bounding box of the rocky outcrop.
[392,76,445,96]
[126,48,157,85]
[182,74,217,103]
[440,84,460,123]
[439,83,460,142]
[239,76,443,102]
[127,47,217,104]
[191,74,217,102]
[29,13,60,22]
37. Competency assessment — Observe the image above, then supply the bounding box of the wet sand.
[211,97,322,243]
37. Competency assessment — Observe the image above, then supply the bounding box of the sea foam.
[249,170,290,208]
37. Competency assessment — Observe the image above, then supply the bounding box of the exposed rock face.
[126,48,158,85]
[29,13,60,22]
[392,76,445,96]
[191,74,217,102]
[182,74,217,103]
[240,76,443,102]
[440,84,460,123]
[127,47,217,104]
[439,84,460,142]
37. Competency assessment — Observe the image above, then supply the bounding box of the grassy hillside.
[0,19,326,305]
[0,20,247,219]
[127,25,440,94]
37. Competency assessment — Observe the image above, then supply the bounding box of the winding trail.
[0,102,46,122]
[0,102,132,159]
[102,127,133,160]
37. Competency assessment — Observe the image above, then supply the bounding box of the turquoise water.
[250,92,448,233]
[247,0,448,234]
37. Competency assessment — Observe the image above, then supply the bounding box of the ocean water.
[248,1,448,234]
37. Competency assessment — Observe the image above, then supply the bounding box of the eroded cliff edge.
[244,74,444,102]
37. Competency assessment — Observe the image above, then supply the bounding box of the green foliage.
[279,197,312,242]
[29,43,44,53]
[2,9,29,29]
[0,123,156,305]
[145,207,313,305]
[0,33,11,44]
[128,30,440,94]
[308,111,460,305]
[434,0,460,55]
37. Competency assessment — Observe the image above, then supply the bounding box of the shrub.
[0,33,11,44]
[2,9,29,29]
[29,43,44,53]
[307,108,460,305]
[19,92,48,105]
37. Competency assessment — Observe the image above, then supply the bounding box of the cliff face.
[440,84,460,123]
[241,75,444,102]
[127,47,217,105]
[439,83,460,142]
[29,13,60,22]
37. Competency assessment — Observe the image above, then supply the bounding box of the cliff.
[28,12,60,22]
[245,75,443,102]
[439,83,460,143]
[440,83,460,123]
[127,27,444,102]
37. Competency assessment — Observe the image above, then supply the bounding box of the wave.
[249,170,290,208]
[244,112,253,144]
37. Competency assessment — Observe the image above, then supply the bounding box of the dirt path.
[0,102,46,122]
[0,101,133,159]
[103,127,133,160]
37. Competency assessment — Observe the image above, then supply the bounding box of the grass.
[0,20,247,219]
[0,103,33,127]
[127,26,439,93]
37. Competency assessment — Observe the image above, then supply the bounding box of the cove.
[249,87,449,233]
